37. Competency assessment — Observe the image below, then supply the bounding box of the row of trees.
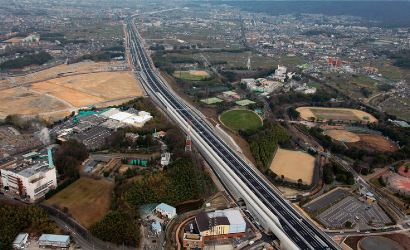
[76,52,123,63]
[0,204,55,250]
[0,51,52,69]
[44,172,80,199]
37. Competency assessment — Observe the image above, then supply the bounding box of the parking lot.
[317,196,392,228]
[304,188,347,213]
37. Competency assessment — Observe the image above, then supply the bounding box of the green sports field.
[220,110,262,131]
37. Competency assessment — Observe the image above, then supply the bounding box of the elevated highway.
[125,17,342,250]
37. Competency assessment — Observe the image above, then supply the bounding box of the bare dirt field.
[28,71,143,107]
[42,111,72,122]
[325,130,360,142]
[344,132,399,152]
[0,78,13,89]
[296,107,377,122]
[270,148,316,185]
[44,177,114,227]
[190,70,210,76]
[31,61,124,80]
[0,88,68,115]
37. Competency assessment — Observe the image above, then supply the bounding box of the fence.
[39,204,137,250]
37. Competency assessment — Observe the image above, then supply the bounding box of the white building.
[275,65,287,77]
[241,78,256,85]
[161,152,171,166]
[1,161,57,201]
[109,111,152,127]
[156,203,176,219]
[38,234,70,248]
[13,233,28,249]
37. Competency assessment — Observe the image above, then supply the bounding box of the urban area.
[1,0,410,250]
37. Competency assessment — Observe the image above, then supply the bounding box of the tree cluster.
[0,52,52,69]
[88,210,140,247]
[240,122,290,169]
[53,139,88,179]
[76,52,124,62]
[0,204,55,250]
[330,162,355,185]
[124,156,200,207]
[103,46,125,51]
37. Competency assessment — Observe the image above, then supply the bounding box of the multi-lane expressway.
[125,17,343,250]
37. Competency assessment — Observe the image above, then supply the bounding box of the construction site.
[0,61,143,121]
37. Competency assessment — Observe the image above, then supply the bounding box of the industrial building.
[0,148,57,201]
[38,234,70,248]
[182,209,247,249]
[55,108,153,149]
[155,203,176,219]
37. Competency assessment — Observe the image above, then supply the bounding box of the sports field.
[296,107,377,122]
[44,177,114,227]
[270,149,315,185]
[172,70,210,81]
[325,130,360,142]
[220,109,262,131]
[201,97,223,104]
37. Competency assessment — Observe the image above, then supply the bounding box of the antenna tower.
[185,119,192,152]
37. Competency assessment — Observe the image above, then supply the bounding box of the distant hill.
[205,1,410,22]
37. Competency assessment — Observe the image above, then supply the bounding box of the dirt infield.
[389,175,410,195]
[398,165,410,177]
[270,148,315,185]
[325,130,360,142]
[190,70,210,76]
[28,71,143,107]
[296,107,377,122]
[345,132,399,152]
[0,88,68,115]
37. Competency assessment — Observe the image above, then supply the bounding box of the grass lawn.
[369,178,384,189]
[220,109,262,131]
[44,177,114,227]
[172,71,209,81]
[307,83,322,89]
[272,55,304,66]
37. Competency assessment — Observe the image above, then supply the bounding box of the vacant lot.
[297,107,377,122]
[44,177,114,227]
[270,149,315,185]
[31,61,117,80]
[29,71,143,107]
[0,88,67,115]
[220,109,262,131]
[345,133,399,152]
